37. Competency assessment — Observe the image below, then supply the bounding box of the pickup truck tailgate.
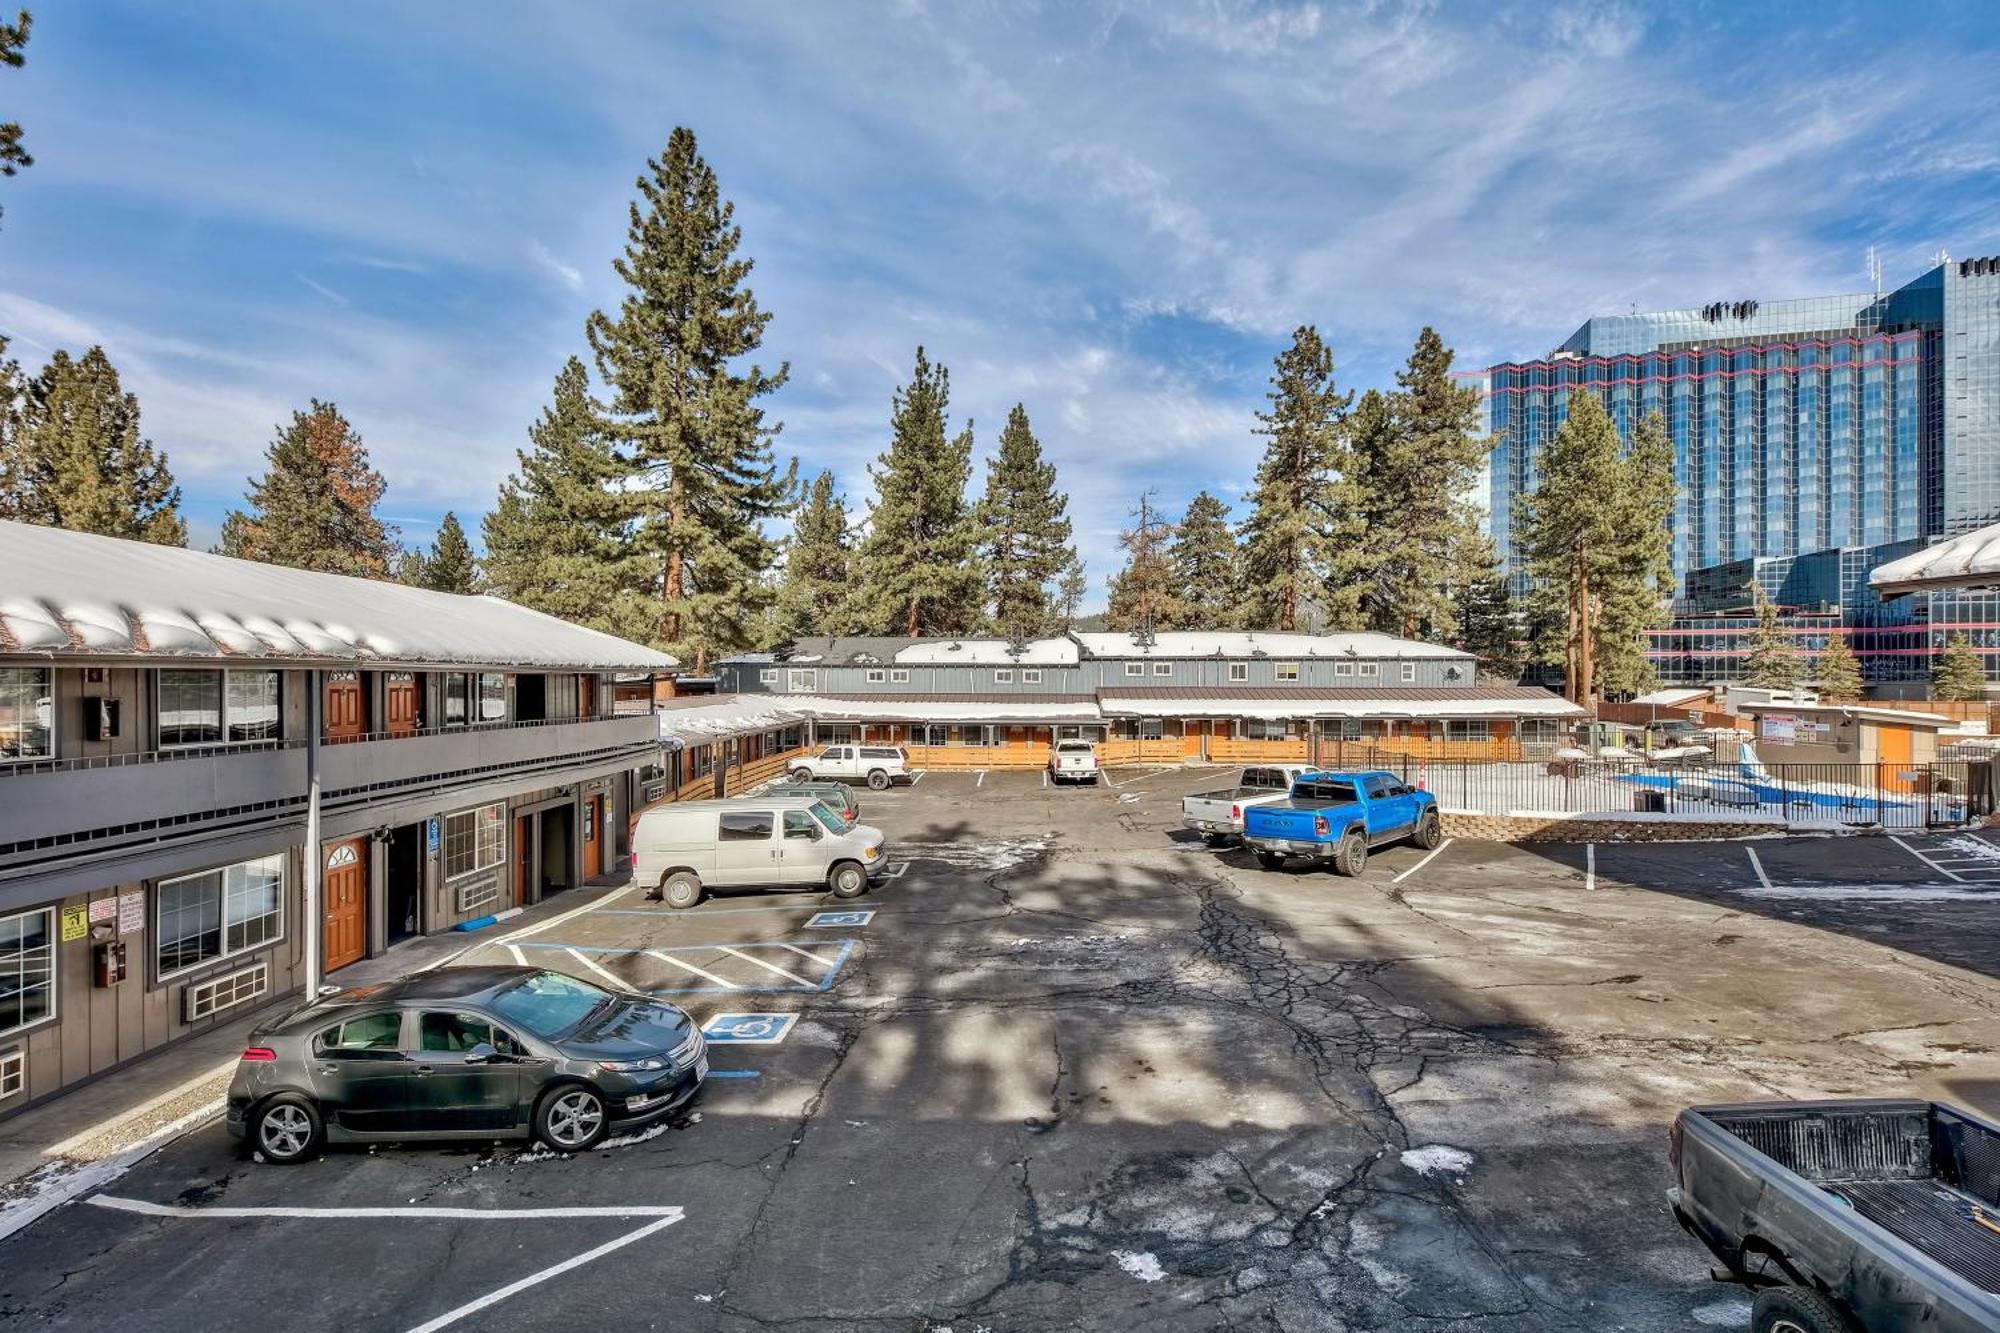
[1245,806,1321,840]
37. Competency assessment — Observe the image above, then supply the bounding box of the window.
[890,669,909,684]
[958,725,994,747]
[0,908,54,1035]
[720,811,773,841]
[444,803,505,880]
[316,1011,405,1055]
[1152,662,1172,676]
[783,810,820,840]
[1357,662,1379,679]
[918,724,949,746]
[759,669,778,685]
[1228,663,1248,683]
[156,855,285,979]
[160,670,275,747]
[478,672,506,722]
[1444,719,1491,742]
[419,1012,520,1054]
[444,672,471,726]
[0,668,53,761]
[1241,718,1290,740]
[866,669,886,684]
[1274,662,1300,682]
[994,668,1013,684]
[1124,662,1144,677]
[1243,768,1285,790]
[1363,774,1395,797]
[0,1047,21,1100]
[1334,661,1354,677]
[1400,662,1417,683]
[1520,719,1563,745]
[1300,779,1359,803]
[490,970,608,1039]
[1328,718,1362,740]
[788,669,817,691]
[1023,669,1042,684]
[1126,718,1163,740]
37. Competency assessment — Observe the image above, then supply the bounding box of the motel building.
[0,521,675,1116]
[700,631,1585,768]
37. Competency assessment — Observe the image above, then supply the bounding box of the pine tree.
[1167,490,1237,629]
[395,547,429,587]
[1237,326,1366,631]
[0,345,187,544]
[1933,632,1989,701]
[1741,582,1804,692]
[1520,393,1624,703]
[772,470,850,640]
[221,400,395,575]
[1357,329,1488,641]
[1,10,31,227]
[1451,531,1522,681]
[482,357,651,638]
[1594,408,1677,698]
[1057,555,1088,630]
[418,511,478,594]
[1816,629,1863,703]
[585,127,795,671]
[1105,491,1182,635]
[978,404,1073,641]
[845,347,984,635]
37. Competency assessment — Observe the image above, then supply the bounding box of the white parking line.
[712,944,815,988]
[771,941,838,965]
[566,947,629,988]
[1891,835,1967,882]
[976,770,985,787]
[87,1197,684,1221]
[1745,845,1774,891]
[644,949,737,988]
[1586,842,1596,891]
[1391,838,1453,883]
[1041,770,1049,788]
[506,944,527,965]
[407,1214,684,1333]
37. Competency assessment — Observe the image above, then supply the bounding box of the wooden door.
[325,672,365,742]
[385,673,419,737]
[515,817,531,906]
[323,839,368,971]
[579,674,597,719]
[583,796,603,879]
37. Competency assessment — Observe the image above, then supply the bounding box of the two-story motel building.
[0,521,675,1114]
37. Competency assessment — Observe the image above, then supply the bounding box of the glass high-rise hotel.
[1485,255,2000,691]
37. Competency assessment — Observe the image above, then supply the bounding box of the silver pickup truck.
[1180,764,1315,845]
[1669,1098,2000,1332]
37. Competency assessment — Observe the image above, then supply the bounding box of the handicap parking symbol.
[805,909,874,929]
[702,1012,798,1045]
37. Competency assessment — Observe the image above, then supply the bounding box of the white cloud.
[530,240,584,293]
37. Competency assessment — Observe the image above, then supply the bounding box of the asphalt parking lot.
[5,765,2000,1331]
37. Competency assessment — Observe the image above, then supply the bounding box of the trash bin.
[1634,789,1667,813]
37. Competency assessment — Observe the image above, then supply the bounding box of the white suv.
[1048,739,1099,785]
[789,743,911,790]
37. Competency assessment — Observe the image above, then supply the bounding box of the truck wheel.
[789,765,813,782]
[1752,1287,1860,1333]
[867,769,890,791]
[1256,852,1284,870]
[1334,831,1368,877]
[828,861,868,898]
[1412,809,1442,850]
[661,870,703,910]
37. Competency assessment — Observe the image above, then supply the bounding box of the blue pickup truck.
[1241,769,1442,875]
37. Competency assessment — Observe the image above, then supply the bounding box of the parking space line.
[712,945,815,988]
[1891,835,1968,882]
[1391,838,1453,883]
[404,1214,684,1333]
[1745,845,1774,891]
[772,941,839,964]
[506,945,526,965]
[976,770,985,787]
[87,1197,684,1221]
[565,947,629,988]
[1586,842,1596,891]
[643,949,738,988]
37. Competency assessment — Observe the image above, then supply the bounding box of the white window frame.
[157,667,283,749]
[1445,719,1491,742]
[890,669,910,684]
[1274,662,1300,682]
[994,668,1014,684]
[1152,662,1173,677]
[1227,662,1248,682]
[0,667,54,763]
[1400,662,1417,683]
[788,669,817,692]
[1357,662,1380,678]
[1333,661,1354,677]
[155,856,286,982]
[1241,718,1291,741]
[1124,662,1144,677]
[444,802,507,881]
[1022,668,1042,684]
[0,906,56,1037]
[865,669,886,684]
[759,669,778,685]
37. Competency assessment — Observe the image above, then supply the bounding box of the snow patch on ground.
[1400,1145,1475,1177]
[1691,1297,1753,1326]
[1939,834,2000,861]
[1111,1249,1167,1282]
[597,1121,672,1151]
[1740,883,2000,901]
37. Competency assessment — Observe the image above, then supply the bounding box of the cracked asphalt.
[4,767,2000,1331]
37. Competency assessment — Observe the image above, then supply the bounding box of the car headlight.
[862,845,879,860]
[598,1057,667,1072]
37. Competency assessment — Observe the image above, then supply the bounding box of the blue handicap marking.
[702,1012,798,1045]
[806,909,874,929]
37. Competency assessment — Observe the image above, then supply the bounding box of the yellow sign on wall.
[60,903,89,942]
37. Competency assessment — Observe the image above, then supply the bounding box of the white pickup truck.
[788,743,912,790]
[1181,764,1316,844]
[1048,738,1099,785]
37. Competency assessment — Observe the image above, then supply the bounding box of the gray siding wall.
[716,656,1476,694]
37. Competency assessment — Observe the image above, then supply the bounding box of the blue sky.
[3,2,1997,608]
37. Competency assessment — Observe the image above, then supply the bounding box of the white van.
[633,797,890,909]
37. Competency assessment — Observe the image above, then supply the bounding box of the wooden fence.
[904,742,1049,770]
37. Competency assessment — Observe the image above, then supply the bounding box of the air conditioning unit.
[184,962,269,1023]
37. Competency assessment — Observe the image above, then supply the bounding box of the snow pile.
[1111,1250,1167,1282]
[1399,1145,1475,1177]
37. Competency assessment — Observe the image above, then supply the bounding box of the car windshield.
[1057,741,1092,752]
[810,802,849,832]
[490,970,613,1039]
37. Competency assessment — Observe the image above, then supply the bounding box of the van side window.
[782,810,819,840]
[719,811,774,841]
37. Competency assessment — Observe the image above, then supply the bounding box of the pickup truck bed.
[1671,1099,2000,1330]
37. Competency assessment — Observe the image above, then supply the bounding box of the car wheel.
[828,861,868,898]
[866,769,889,791]
[535,1083,610,1153]
[662,870,703,910]
[1256,851,1285,870]
[789,766,812,782]
[251,1093,325,1164]
[1752,1287,1860,1333]
[1412,808,1442,850]
[1335,831,1368,877]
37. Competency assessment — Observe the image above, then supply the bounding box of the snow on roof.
[1738,701,1955,727]
[1096,693,1583,720]
[1870,521,2000,597]
[1629,687,1712,707]
[784,694,1100,722]
[0,520,679,671]
[892,638,1080,665]
[656,695,807,742]
[1071,631,1472,660]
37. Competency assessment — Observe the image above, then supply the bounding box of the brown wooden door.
[515,817,531,905]
[583,797,603,879]
[385,673,419,737]
[579,674,597,719]
[325,672,365,742]
[323,839,368,972]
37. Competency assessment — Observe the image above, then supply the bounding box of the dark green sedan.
[226,966,706,1163]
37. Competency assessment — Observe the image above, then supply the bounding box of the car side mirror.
[465,1041,498,1064]
[811,824,825,840]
